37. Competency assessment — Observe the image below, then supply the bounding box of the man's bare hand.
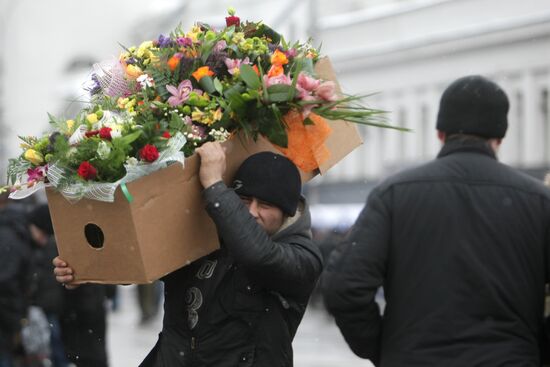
[195,142,227,188]
[52,256,79,289]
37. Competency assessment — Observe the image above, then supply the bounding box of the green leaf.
[213,78,224,94]
[198,76,216,94]
[169,113,185,130]
[239,64,261,90]
[258,107,288,148]
[117,130,142,145]
[224,86,246,115]
[266,84,296,103]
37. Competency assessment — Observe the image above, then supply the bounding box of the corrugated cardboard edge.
[314,57,363,174]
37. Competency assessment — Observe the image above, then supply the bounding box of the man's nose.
[248,198,259,218]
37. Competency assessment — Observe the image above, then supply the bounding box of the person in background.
[0,193,32,367]
[322,75,550,366]
[28,204,68,367]
[136,281,162,325]
[54,146,323,367]
[29,203,110,367]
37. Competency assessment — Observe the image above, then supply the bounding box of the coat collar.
[437,137,497,160]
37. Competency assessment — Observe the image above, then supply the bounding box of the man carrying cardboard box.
[54,141,323,366]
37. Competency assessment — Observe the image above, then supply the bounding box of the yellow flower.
[24,149,44,166]
[125,64,143,79]
[136,41,154,58]
[86,113,98,124]
[192,108,205,122]
[117,97,129,109]
[212,108,222,122]
[66,119,75,131]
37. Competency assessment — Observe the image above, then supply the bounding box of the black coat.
[140,182,323,367]
[322,139,550,366]
[29,237,64,316]
[60,284,109,367]
[0,206,32,353]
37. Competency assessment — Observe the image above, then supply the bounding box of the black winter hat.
[232,152,301,216]
[436,75,509,138]
[28,204,54,236]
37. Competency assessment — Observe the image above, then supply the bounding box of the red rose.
[77,161,97,180]
[140,144,159,162]
[225,15,240,27]
[162,131,171,139]
[85,130,99,138]
[99,127,112,140]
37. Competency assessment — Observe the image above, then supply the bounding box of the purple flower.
[158,34,173,48]
[213,40,227,52]
[285,48,297,58]
[166,80,193,107]
[125,57,137,65]
[176,37,193,47]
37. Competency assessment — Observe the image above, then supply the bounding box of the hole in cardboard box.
[84,223,104,249]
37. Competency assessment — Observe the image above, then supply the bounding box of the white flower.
[125,157,138,167]
[137,74,154,89]
[97,141,111,160]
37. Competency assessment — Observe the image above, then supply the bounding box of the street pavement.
[106,285,373,367]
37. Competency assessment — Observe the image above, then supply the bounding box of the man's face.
[239,196,285,235]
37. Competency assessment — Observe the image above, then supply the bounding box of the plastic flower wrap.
[3,10,400,202]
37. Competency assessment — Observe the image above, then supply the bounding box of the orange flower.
[270,49,288,65]
[252,64,260,76]
[267,64,284,78]
[192,66,215,81]
[167,54,183,71]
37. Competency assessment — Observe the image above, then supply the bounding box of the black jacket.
[140,182,323,367]
[322,139,550,366]
[29,237,64,316]
[0,206,32,353]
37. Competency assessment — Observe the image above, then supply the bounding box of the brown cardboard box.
[47,57,363,284]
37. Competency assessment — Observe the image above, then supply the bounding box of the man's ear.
[488,138,502,153]
[437,130,446,143]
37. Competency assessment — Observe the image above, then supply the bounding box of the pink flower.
[297,73,321,92]
[224,57,249,75]
[166,80,193,106]
[263,73,292,88]
[315,81,337,102]
[27,166,46,183]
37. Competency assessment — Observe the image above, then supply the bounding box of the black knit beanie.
[436,75,509,138]
[28,204,54,236]
[232,152,301,216]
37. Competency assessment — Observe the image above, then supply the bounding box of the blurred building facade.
[1,0,548,214]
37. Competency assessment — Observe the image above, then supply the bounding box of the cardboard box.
[47,58,363,284]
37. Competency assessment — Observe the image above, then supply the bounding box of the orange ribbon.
[274,111,332,172]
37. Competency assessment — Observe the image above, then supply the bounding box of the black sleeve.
[0,227,28,335]
[203,182,322,299]
[321,186,391,363]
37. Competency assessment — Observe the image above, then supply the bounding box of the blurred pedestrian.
[323,75,550,366]
[0,193,33,367]
[136,282,162,325]
[60,284,110,367]
[28,204,68,367]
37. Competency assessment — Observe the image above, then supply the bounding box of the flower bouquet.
[1,11,402,283]
[3,9,397,202]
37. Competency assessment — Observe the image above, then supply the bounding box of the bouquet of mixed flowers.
[2,9,398,202]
